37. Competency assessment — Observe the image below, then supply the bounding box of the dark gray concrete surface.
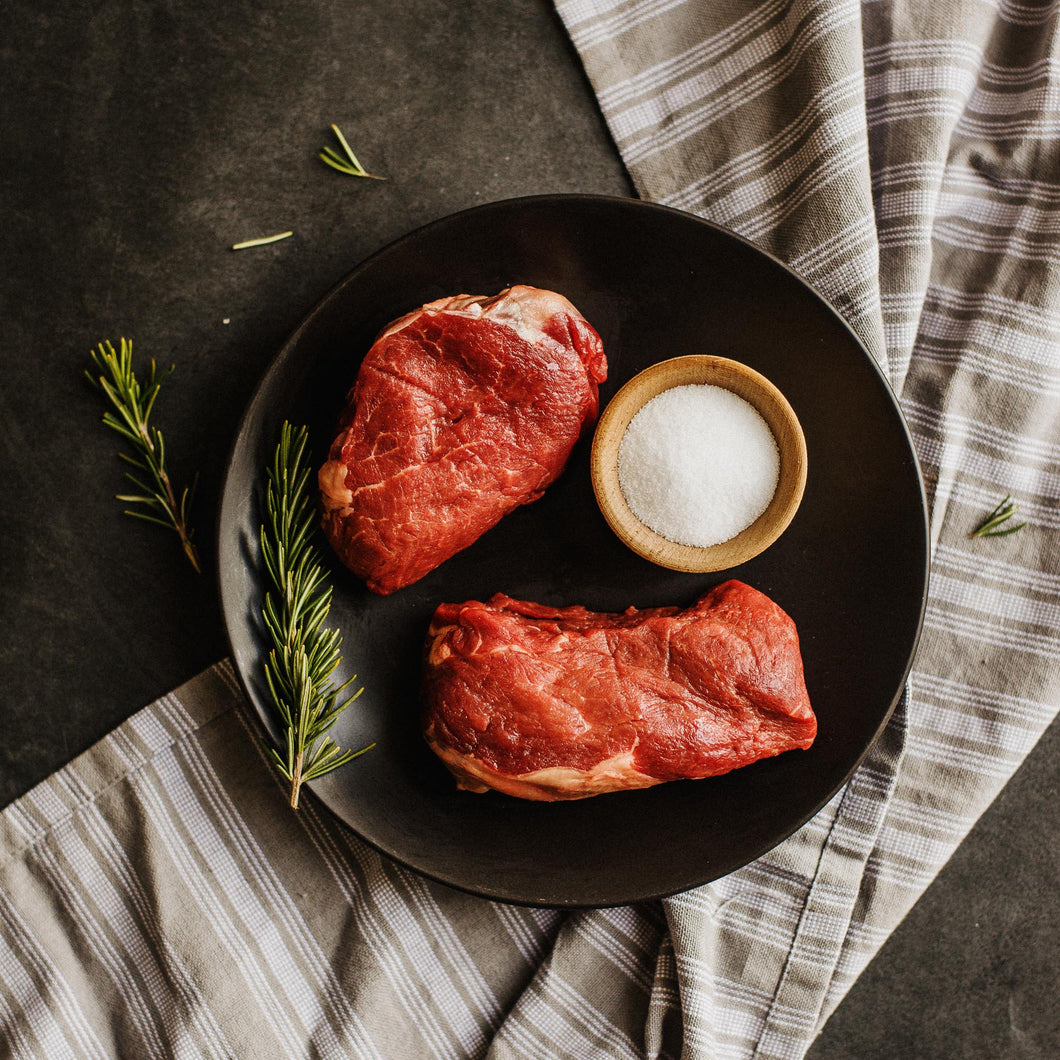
[2,1,1055,1056]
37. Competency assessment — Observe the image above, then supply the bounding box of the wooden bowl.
[590,355,807,572]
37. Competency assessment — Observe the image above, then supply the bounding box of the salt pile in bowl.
[617,383,780,548]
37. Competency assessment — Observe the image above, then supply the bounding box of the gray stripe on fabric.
[170,738,378,1058]
[0,884,112,1060]
[225,701,497,1060]
[123,762,306,1056]
[0,929,78,1060]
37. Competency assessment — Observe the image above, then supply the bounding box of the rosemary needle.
[260,421,373,808]
[318,124,386,179]
[232,231,293,251]
[86,338,202,573]
[968,494,1027,538]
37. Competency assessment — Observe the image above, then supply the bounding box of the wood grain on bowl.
[590,355,807,573]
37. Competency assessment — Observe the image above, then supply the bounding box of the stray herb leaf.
[260,421,373,808]
[968,494,1026,538]
[232,231,294,251]
[318,124,386,180]
[86,338,202,573]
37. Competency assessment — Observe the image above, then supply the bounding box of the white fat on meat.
[375,285,577,348]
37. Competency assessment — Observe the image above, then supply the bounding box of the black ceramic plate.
[218,194,928,908]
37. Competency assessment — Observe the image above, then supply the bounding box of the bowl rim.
[590,354,808,572]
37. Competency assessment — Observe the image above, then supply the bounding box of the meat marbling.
[319,285,607,594]
[422,580,816,801]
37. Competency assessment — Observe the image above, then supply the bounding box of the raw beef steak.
[422,580,815,801]
[319,285,607,594]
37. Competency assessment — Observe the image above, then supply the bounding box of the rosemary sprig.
[86,338,202,573]
[318,123,386,179]
[260,421,373,808]
[968,494,1026,538]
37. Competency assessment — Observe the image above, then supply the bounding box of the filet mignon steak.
[319,285,607,594]
[422,580,816,801]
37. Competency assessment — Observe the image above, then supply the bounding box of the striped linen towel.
[2,2,1059,1058]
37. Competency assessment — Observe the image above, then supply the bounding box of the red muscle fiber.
[422,580,816,801]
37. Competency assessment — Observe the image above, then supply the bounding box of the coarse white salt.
[617,383,779,548]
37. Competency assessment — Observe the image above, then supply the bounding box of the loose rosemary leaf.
[260,421,373,808]
[232,231,294,250]
[318,124,386,179]
[968,494,1026,539]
